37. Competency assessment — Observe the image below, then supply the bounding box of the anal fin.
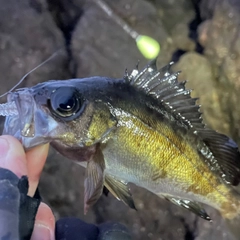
[105,174,136,210]
[165,196,211,221]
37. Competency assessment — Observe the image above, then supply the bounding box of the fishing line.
[94,0,161,59]
[0,48,63,99]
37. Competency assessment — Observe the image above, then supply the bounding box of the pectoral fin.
[84,147,105,214]
[105,174,136,210]
[165,196,211,221]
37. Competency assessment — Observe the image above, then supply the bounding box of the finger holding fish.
[0,135,55,240]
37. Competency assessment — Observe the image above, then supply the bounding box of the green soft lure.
[136,35,160,59]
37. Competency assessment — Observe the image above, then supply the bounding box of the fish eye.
[50,87,82,119]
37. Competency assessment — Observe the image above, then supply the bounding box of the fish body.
[3,60,240,227]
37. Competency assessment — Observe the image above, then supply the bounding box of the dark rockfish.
[3,60,240,237]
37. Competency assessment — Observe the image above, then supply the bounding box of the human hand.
[0,135,132,240]
[0,135,54,240]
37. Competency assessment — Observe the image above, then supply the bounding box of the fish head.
[3,78,117,152]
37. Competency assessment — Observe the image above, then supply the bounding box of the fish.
[2,59,240,237]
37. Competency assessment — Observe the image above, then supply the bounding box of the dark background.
[1,0,240,239]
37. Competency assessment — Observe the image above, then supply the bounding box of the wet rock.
[71,0,168,78]
[47,0,85,47]
[173,52,229,134]
[153,0,196,64]
[0,0,69,102]
[153,0,195,30]
[198,0,240,142]
[200,0,240,20]
[171,23,196,52]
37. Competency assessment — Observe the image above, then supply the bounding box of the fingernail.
[0,138,9,159]
[31,224,52,240]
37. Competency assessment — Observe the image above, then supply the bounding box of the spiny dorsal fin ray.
[126,59,203,130]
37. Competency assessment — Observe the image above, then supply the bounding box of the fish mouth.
[3,89,54,149]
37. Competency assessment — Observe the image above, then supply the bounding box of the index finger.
[26,143,49,196]
[0,135,49,197]
[0,135,27,177]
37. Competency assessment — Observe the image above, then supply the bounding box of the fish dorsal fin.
[125,59,204,130]
[164,196,211,221]
[198,129,240,186]
[105,174,136,210]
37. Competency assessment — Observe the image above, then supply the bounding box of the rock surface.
[0,0,70,103]
[0,0,240,239]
